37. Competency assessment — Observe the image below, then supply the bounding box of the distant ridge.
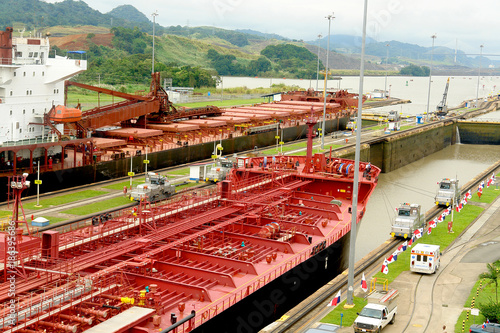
[236,29,289,41]
[108,5,151,24]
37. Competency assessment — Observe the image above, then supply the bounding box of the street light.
[425,34,437,121]
[151,10,158,74]
[476,44,484,108]
[321,13,334,150]
[316,33,322,91]
[346,0,368,307]
[384,43,390,98]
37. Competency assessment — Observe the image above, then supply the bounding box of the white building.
[0,27,87,145]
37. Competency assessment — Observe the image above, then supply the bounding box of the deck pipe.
[59,314,93,325]
[38,321,78,333]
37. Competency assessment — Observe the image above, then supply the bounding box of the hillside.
[50,33,114,50]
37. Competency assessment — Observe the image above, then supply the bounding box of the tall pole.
[384,43,390,98]
[151,10,158,74]
[346,0,368,307]
[321,14,334,150]
[35,161,41,207]
[145,146,148,179]
[316,33,322,91]
[476,44,484,108]
[130,154,133,189]
[425,34,437,121]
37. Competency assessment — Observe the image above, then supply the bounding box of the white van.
[410,243,441,274]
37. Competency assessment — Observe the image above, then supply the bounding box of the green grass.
[321,296,368,326]
[373,204,485,283]
[468,175,500,204]
[455,278,500,332]
[23,190,107,210]
[177,98,264,108]
[60,196,132,215]
[0,210,12,218]
[35,216,67,225]
[166,168,190,176]
[176,182,203,191]
[104,180,145,190]
[261,141,343,155]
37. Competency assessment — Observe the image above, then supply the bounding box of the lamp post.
[321,13,334,150]
[316,33,322,91]
[384,43,390,98]
[476,44,484,108]
[151,10,158,74]
[425,34,437,121]
[346,0,368,307]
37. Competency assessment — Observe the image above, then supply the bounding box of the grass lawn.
[455,278,500,332]
[261,142,343,155]
[176,182,203,191]
[104,180,145,190]
[468,180,500,204]
[60,196,132,215]
[0,210,12,218]
[177,98,263,108]
[23,190,107,210]
[372,204,485,283]
[166,167,190,176]
[321,296,367,326]
[34,216,67,225]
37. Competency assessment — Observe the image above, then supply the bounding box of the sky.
[44,0,500,56]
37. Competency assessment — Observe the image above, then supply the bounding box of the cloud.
[43,0,500,55]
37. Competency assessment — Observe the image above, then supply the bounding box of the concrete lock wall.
[380,122,454,172]
[457,122,500,145]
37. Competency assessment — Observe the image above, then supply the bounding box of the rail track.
[271,160,500,333]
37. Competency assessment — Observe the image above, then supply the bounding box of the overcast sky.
[45,0,499,56]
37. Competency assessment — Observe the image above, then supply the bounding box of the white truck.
[205,157,234,183]
[410,243,441,274]
[387,110,401,131]
[129,172,175,202]
[390,203,425,239]
[353,289,398,333]
[434,178,460,207]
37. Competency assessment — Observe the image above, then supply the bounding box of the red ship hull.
[0,152,379,333]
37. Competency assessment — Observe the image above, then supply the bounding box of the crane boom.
[436,77,450,116]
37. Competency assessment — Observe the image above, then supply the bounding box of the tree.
[399,64,430,77]
[247,56,272,75]
[479,261,500,303]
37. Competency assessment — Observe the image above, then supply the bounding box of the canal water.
[221,75,500,116]
[221,76,500,260]
[356,143,500,261]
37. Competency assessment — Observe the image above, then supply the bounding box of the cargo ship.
[0,111,380,332]
[0,26,360,202]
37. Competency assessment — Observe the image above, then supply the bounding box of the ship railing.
[0,274,122,331]
[0,58,13,65]
[0,136,62,147]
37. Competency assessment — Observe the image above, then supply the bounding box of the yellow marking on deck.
[278,315,289,322]
[413,324,423,327]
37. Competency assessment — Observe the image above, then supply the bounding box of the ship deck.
[0,153,379,333]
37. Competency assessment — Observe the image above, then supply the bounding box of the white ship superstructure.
[0,27,87,145]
